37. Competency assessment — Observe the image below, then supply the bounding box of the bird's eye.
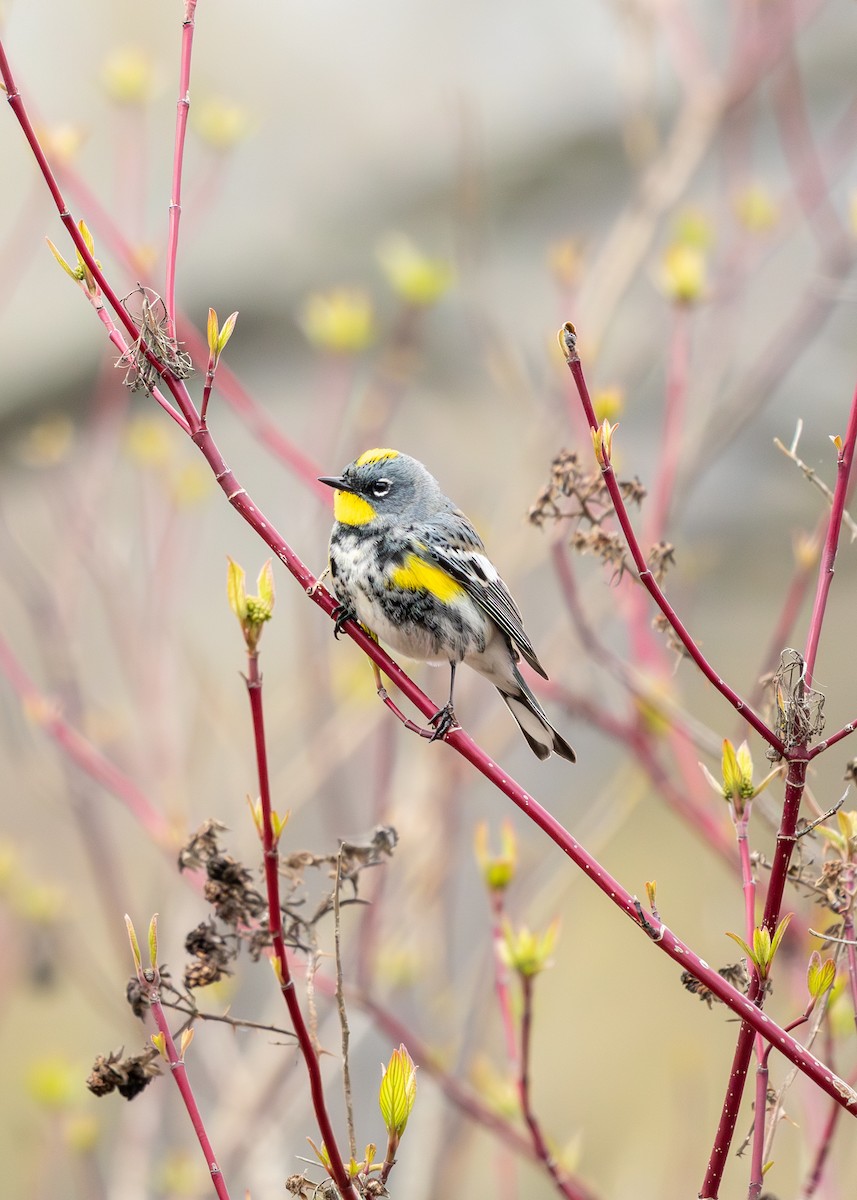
[371,479,392,498]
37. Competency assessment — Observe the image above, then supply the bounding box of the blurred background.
[2,1,857,1197]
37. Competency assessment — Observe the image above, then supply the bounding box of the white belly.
[351,591,452,663]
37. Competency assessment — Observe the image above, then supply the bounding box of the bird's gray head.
[318,448,447,527]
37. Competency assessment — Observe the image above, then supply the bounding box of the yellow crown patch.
[356,448,400,467]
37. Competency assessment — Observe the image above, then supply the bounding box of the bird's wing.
[410,511,548,679]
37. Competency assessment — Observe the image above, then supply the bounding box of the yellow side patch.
[356,447,400,467]
[334,490,377,526]
[388,554,465,604]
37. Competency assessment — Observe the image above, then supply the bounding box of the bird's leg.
[429,661,459,741]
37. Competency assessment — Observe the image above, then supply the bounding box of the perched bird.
[319,448,575,762]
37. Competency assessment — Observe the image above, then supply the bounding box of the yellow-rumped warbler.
[319,448,575,762]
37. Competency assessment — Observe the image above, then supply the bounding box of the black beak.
[318,474,351,491]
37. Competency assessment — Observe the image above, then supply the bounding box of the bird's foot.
[332,603,357,639]
[428,702,459,742]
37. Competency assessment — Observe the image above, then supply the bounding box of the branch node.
[633,897,665,941]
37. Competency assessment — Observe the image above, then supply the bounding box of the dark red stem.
[702,382,857,1195]
[801,1059,857,1198]
[700,756,808,1196]
[519,974,587,1200]
[563,340,783,755]
[149,997,231,1199]
[802,379,857,683]
[244,654,357,1200]
[747,1055,769,1200]
[164,1,197,336]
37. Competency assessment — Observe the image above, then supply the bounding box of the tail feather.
[499,669,576,763]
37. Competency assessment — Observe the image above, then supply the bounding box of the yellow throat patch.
[388,553,465,604]
[333,490,377,526]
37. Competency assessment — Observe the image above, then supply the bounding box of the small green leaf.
[722,739,741,799]
[207,307,219,356]
[379,1045,417,1138]
[270,809,290,841]
[75,221,100,294]
[217,311,239,355]
[728,915,792,980]
[474,819,517,891]
[226,557,248,622]
[247,796,264,838]
[78,219,95,257]
[500,919,561,976]
[725,930,756,967]
[256,559,275,611]
[125,914,142,971]
[147,913,159,969]
[46,238,82,281]
[769,912,794,962]
[753,925,773,968]
[306,1138,331,1170]
[807,951,836,1000]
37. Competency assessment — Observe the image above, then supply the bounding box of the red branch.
[149,995,231,1200]
[519,973,588,1200]
[557,322,857,1194]
[701,377,857,1195]
[164,0,197,336]
[802,381,857,683]
[562,330,783,756]
[243,653,358,1200]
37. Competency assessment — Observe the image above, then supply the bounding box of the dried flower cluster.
[86,1048,161,1101]
[87,819,399,1106]
[175,819,399,986]
[768,648,826,756]
[117,287,193,393]
[183,919,236,990]
[681,961,750,1008]
[530,449,679,658]
[529,449,666,583]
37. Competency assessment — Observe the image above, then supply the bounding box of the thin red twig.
[803,381,857,682]
[374,687,855,1110]
[560,327,784,757]
[518,974,587,1200]
[354,990,600,1199]
[800,1058,857,1198]
[704,379,857,1192]
[164,0,197,336]
[149,996,231,1200]
[243,653,357,1200]
[558,321,857,1195]
[490,891,519,1071]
